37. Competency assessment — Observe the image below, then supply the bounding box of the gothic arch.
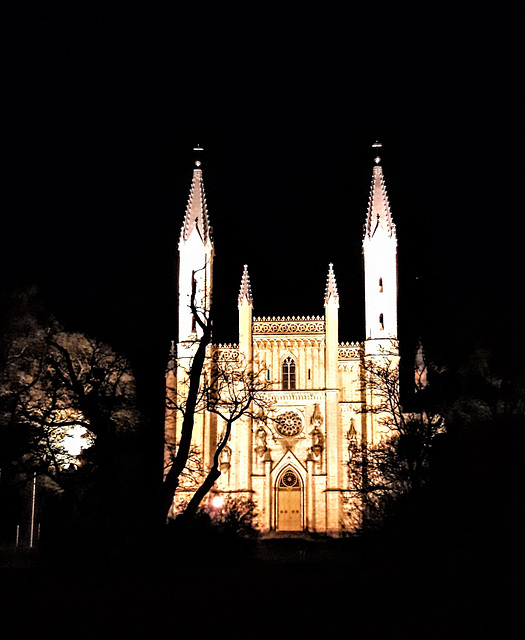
[271,450,306,483]
[277,466,302,489]
[280,350,298,364]
[281,354,297,390]
[275,465,304,532]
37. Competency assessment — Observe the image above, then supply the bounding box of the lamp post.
[29,472,36,548]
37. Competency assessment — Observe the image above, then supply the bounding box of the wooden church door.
[277,468,302,531]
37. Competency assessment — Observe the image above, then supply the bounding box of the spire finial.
[324,263,339,306]
[180,154,212,244]
[372,141,382,165]
[238,264,253,306]
[193,144,204,167]
[363,144,396,241]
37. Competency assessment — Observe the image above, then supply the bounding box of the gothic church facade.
[165,146,398,535]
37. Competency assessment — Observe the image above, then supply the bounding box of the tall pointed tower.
[177,150,214,359]
[363,143,398,355]
[362,143,399,444]
[233,264,254,495]
[238,264,253,366]
[324,263,342,534]
[165,150,215,485]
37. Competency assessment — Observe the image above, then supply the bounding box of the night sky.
[3,6,523,401]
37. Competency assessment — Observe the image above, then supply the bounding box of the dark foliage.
[163,496,259,565]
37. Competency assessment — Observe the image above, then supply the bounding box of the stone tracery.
[275,410,303,437]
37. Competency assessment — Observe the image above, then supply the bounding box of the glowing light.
[211,496,224,509]
[62,425,91,456]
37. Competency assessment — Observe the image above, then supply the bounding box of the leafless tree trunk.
[347,341,446,528]
[162,268,272,521]
[178,363,270,520]
[179,416,231,520]
[161,275,213,519]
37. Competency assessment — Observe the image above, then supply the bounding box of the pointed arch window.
[379,313,384,331]
[379,277,383,293]
[279,467,300,488]
[282,357,296,390]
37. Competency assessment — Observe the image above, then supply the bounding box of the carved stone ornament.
[212,344,240,361]
[347,418,358,465]
[275,411,303,437]
[254,427,268,458]
[338,342,363,360]
[310,425,324,458]
[310,403,324,427]
[252,317,325,335]
[306,403,324,458]
[219,445,232,472]
[279,469,300,489]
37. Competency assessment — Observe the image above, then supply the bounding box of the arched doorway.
[276,468,303,531]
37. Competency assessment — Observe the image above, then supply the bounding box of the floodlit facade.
[165,147,399,535]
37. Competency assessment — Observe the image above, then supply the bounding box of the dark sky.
[3,6,523,391]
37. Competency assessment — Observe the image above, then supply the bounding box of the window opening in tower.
[282,357,296,390]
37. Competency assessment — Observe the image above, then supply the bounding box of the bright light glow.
[62,425,91,456]
[211,496,224,509]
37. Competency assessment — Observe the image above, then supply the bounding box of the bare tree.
[164,342,272,522]
[0,314,139,502]
[179,359,271,520]
[161,272,213,519]
[347,341,445,528]
[162,270,272,521]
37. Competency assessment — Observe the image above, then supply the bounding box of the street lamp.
[211,495,224,509]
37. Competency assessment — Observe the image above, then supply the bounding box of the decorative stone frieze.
[263,390,327,403]
[340,402,361,416]
[212,344,240,361]
[254,337,325,351]
[338,342,363,359]
[253,316,325,334]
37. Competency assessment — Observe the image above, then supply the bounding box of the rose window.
[279,469,300,488]
[276,411,302,437]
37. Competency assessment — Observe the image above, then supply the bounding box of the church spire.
[324,263,339,307]
[238,264,253,306]
[364,143,396,240]
[362,142,398,346]
[238,264,253,366]
[180,148,213,246]
[177,149,214,344]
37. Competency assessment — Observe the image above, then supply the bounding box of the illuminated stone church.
[165,144,398,535]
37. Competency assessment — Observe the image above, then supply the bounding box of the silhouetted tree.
[0,298,141,543]
[162,273,271,522]
[177,360,271,520]
[427,342,525,544]
[347,341,445,529]
[161,276,214,519]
